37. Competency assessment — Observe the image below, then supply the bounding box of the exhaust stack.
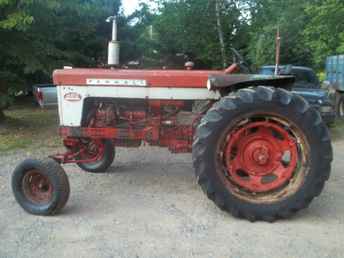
[106,15,120,66]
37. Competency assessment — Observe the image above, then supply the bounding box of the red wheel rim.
[23,170,53,204]
[224,120,298,193]
[79,139,105,162]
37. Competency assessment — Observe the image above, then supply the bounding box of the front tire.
[77,139,115,173]
[192,87,332,222]
[12,158,70,216]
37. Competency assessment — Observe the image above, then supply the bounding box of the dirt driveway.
[1,141,344,258]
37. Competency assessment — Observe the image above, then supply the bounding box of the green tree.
[247,0,312,69]
[0,0,121,121]
[143,0,249,69]
[304,0,344,69]
[120,2,159,66]
[0,0,35,119]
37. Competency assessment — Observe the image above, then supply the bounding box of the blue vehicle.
[259,65,335,124]
[326,55,344,118]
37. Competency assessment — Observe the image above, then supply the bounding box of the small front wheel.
[12,158,70,216]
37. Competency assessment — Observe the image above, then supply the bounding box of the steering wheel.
[230,48,250,73]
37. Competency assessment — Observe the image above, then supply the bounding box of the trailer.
[326,55,344,118]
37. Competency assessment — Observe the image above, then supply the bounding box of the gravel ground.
[1,141,344,258]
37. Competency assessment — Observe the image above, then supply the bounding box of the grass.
[0,97,61,153]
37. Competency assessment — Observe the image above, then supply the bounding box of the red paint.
[55,98,196,164]
[224,121,298,192]
[53,68,224,88]
[56,124,193,163]
[59,127,132,139]
[121,111,146,122]
[224,63,239,74]
[51,138,106,164]
[148,100,186,109]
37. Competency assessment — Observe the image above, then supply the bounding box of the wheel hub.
[224,121,298,193]
[78,139,106,163]
[242,139,278,176]
[23,170,53,204]
[252,147,269,166]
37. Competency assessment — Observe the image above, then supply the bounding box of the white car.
[33,84,57,107]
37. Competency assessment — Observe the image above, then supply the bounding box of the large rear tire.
[192,86,332,222]
[12,158,70,216]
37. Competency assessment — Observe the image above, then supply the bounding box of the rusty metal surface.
[22,170,53,204]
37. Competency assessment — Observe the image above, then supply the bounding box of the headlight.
[317,99,323,104]
[320,106,333,113]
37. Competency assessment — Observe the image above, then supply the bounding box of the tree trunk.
[215,0,227,68]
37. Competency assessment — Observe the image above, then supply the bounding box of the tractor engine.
[83,99,198,152]
[86,100,146,128]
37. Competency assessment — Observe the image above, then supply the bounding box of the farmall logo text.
[64,92,82,102]
[86,78,147,86]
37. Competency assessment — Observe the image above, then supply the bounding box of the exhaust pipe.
[106,15,120,66]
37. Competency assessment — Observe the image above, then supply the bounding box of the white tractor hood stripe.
[57,85,220,126]
[86,78,147,87]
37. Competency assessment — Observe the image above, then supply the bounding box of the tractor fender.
[207,74,295,92]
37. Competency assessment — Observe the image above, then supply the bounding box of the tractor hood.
[53,68,294,90]
[53,68,222,88]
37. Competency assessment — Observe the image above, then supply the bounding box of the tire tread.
[192,86,332,222]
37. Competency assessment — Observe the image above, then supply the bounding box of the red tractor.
[11,17,332,222]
